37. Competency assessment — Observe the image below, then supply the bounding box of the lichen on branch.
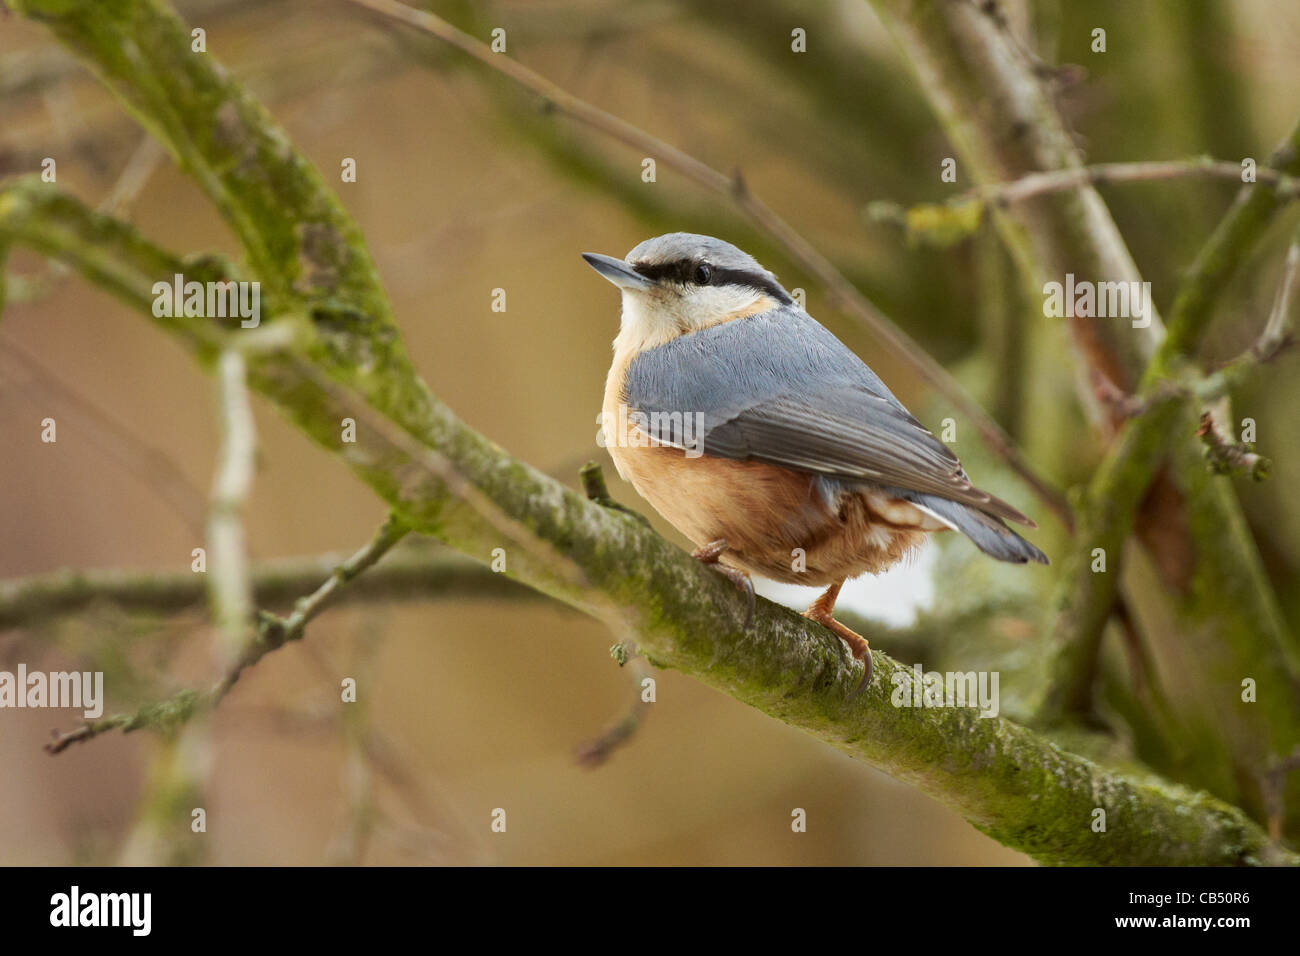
[2,0,1295,865]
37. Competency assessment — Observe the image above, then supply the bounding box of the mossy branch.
[1038,155,1300,737]
[7,179,1293,871]
[868,0,1300,828]
[2,0,1294,865]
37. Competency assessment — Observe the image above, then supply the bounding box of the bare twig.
[43,513,411,753]
[575,466,653,764]
[973,157,1300,207]
[1258,235,1300,359]
[208,349,257,666]
[0,542,531,631]
[1197,229,1300,396]
[1197,405,1270,481]
[217,513,410,699]
[572,632,652,767]
[579,459,650,527]
[3,135,168,302]
[327,622,382,865]
[6,0,1291,861]
[872,157,1300,247]
[1094,225,1300,421]
[228,702,489,864]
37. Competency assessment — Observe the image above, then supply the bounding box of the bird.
[582,233,1047,695]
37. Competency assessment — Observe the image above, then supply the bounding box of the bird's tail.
[901,491,1049,565]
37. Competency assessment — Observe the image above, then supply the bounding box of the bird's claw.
[715,565,755,629]
[803,588,873,699]
[847,650,873,700]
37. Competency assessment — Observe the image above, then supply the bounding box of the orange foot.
[803,581,873,697]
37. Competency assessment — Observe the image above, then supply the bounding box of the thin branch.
[0,535,957,712]
[345,0,1072,530]
[5,133,168,304]
[207,348,257,665]
[327,624,382,866]
[576,473,653,766]
[872,157,1300,246]
[579,459,650,527]
[870,1,1300,831]
[0,542,532,632]
[1259,234,1300,357]
[43,514,411,753]
[7,183,1289,865]
[1197,405,1270,481]
[224,700,473,863]
[574,657,652,768]
[974,157,1300,206]
[1040,217,1300,724]
[1197,228,1300,395]
[4,0,1291,863]
[215,512,410,700]
[1099,228,1300,415]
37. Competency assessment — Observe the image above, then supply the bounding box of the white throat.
[614,285,776,353]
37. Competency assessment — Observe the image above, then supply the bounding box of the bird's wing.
[621,307,1034,526]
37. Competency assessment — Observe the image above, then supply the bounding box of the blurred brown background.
[2,0,1299,864]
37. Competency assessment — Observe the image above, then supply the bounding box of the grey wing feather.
[623,307,1035,527]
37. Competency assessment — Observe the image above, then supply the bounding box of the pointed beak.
[582,252,652,291]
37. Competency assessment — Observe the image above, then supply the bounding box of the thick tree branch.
[2,0,1293,864]
[5,168,1291,876]
[1047,226,1299,713]
[1039,179,1300,733]
[868,0,1300,826]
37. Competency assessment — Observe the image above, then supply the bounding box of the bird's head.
[583,233,792,346]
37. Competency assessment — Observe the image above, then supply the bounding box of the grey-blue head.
[584,232,791,304]
[583,233,793,344]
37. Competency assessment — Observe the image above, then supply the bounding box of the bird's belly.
[609,441,934,586]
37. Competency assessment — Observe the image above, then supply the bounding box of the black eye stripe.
[631,259,792,305]
[711,267,791,303]
[631,260,692,283]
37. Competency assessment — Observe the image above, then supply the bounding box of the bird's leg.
[803,581,873,697]
[691,538,755,628]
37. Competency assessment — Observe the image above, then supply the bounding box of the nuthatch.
[583,233,1047,693]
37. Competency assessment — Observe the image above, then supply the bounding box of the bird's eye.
[694,263,712,284]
